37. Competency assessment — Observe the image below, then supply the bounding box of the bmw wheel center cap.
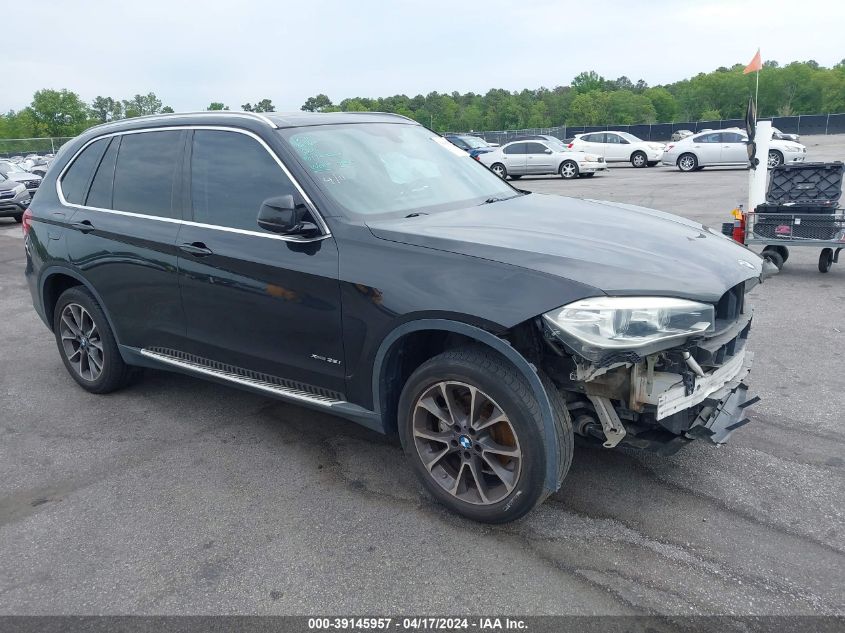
[458,435,472,450]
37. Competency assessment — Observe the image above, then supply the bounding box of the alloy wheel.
[768,151,782,168]
[678,155,696,171]
[560,162,578,178]
[412,381,522,505]
[491,164,506,178]
[59,303,104,381]
[632,153,646,167]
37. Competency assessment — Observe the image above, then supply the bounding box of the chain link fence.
[451,113,845,144]
[0,137,74,158]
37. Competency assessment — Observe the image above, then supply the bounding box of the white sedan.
[478,139,608,180]
[568,131,664,167]
[661,129,806,171]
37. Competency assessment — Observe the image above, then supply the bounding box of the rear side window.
[60,138,108,205]
[190,130,298,232]
[722,132,745,143]
[112,130,183,218]
[86,137,119,209]
[503,143,526,155]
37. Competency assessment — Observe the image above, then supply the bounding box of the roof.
[85,110,417,136]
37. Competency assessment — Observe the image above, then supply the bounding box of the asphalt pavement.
[0,135,843,615]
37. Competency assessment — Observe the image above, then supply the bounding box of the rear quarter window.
[60,138,109,205]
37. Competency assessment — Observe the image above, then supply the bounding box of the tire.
[490,163,507,179]
[13,213,23,223]
[768,150,784,169]
[398,346,573,524]
[819,248,833,273]
[509,175,522,180]
[762,249,784,271]
[559,160,579,179]
[579,172,595,178]
[631,151,647,168]
[772,245,789,263]
[53,286,132,394]
[677,153,698,172]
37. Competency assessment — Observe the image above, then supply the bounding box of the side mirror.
[544,148,553,154]
[257,195,319,237]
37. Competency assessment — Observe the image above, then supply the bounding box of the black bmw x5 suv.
[25,111,766,523]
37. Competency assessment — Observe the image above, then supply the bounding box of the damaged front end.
[534,281,760,454]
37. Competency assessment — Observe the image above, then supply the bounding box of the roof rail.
[87,110,279,132]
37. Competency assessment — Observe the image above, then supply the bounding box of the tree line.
[2,60,843,140]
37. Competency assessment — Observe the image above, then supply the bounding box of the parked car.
[0,173,31,222]
[28,158,53,178]
[771,126,800,143]
[479,138,608,179]
[568,131,664,167]
[508,134,564,143]
[671,129,694,142]
[661,130,806,171]
[443,134,496,158]
[25,111,766,523]
[0,160,42,195]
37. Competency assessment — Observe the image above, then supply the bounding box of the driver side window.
[191,130,300,233]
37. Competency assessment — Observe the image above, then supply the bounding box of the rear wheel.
[559,160,579,179]
[819,248,833,273]
[490,163,507,179]
[762,248,785,271]
[53,286,132,394]
[631,151,647,168]
[398,347,573,523]
[678,153,698,172]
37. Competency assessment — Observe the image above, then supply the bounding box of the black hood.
[367,193,762,303]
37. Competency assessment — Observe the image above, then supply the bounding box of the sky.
[3,0,844,113]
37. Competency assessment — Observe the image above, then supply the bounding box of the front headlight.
[542,296,714,361]
[13,183,25,194]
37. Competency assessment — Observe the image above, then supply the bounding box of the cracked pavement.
[0,135,843,615]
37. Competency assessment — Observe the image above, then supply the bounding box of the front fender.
[372,318,562,493]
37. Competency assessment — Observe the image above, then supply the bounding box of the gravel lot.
[0,135,843,616]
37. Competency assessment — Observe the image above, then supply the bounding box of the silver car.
[479,139,608,180]
[0,173,31,222]
[662,130,807,171]
[0,160,42,196]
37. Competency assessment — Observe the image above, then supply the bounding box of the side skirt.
[121,345,383,433]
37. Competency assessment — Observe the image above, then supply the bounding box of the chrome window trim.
[55,125,331,243]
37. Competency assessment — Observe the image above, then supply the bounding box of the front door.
[176,128,345,397]
[524,142,556,174]
[719,132,748,164]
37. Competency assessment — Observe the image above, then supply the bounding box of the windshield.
[0,161,26,175]
[618,132,643,143]
[545,139,568,151]
[281,123,518,218]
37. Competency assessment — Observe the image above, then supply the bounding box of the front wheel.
[559,160,579,179]
[53,286,132,393]
[768,150,784,168]
[819,248,833,273]
[398,347,573,523]
[678,153,698,172]
[631,151,647,168]
[490,163,507,179]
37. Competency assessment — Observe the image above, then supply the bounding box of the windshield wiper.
[405,212,429,218]
[480,194,519,205]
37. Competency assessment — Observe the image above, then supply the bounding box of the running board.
[138,348,383,432]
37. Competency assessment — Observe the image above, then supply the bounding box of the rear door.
[175,128,345,397]
[690,132,721,165]
[524,142,555,174]
[719,132,748,164]
[501,142,527,175]
[63,129,187,351]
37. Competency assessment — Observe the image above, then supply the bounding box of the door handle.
[179,242,213,257]
[70,220,95,234]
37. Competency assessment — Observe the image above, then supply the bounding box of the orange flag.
[744,49,762,74]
